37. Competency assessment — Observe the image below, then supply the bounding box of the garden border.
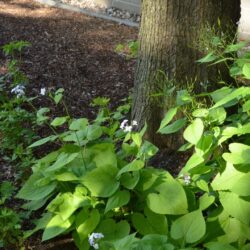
[34,0,139,27]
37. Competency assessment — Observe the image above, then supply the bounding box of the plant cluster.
[1,35,250,249]
[0,181,24,249]
[0,41,36,174]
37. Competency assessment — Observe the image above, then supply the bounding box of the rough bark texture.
[132,0,240,149]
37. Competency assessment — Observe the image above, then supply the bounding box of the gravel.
[54,0,141,23]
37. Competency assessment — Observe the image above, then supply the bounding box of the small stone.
[124,11,131,19]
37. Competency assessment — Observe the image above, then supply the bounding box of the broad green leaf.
[217,216,250,243]
[106,234,137,250]
[199,193,215,210]
[210,87,249,109]
[135,235,174,250]
[51,116,68,127]
[224,41,247,53]
[137,141,159,159]
[147,173,188,215]
[132,207,168,236]
[183,118,204,145]
[197,52,217,63]
[105,190,130,213]
[76,209,100,241]
[192,108,209,118]
[96,219,130,240]
[120,171,140,190]
[243,100,250,112]
[54,88,64,104]
[132,133,142,148]
[180,153,204,174]
[117,160,144,177]
[86,125,102,140]
[159,118,186,135]
[219,191,250,224]
[208,107,226,124]
[223,143,250,165]
[81,165,119,197]
[55,172,78,182]
[205,242,238,250]
[171,210,206,243]
[42,214,74,241]
[243,63,250,79]
[195,134,213,156]
[212,162,250,196]
[16,174,56,200]
[69,118,88,130]
[158,107,178,131]
[47,192,89,221]
[46,152,79,172]
[28,135,58,148]
[210,87,232,103]
[86,143,117,168]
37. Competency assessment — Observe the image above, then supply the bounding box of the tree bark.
[132,0,240,149]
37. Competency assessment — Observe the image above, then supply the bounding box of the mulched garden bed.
[0,1,190,249]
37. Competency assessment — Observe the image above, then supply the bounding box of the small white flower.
[183,175,191,185]
[88,232,104,249]
[40,88,46,95]
[132,120,138,126]
[11,85,25,97]
[120,119,128,129]
[124,125,132,132]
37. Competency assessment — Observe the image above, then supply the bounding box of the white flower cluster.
[88,232,104,249]
[120,119,138,132]
[179,174,191,185]
[11,84,25,98]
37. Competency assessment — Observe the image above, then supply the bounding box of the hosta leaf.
[105,190,130,213]
[219,191,250,224]
[147,173,188,215]
[183,118,203,145]
[170,210,206,243]
[16,174,56,201]
[223,143,250,165]
[117,160,144,177]
[76,209,100,241]
[132,207,168,235]
[135,235,174,250]
[96,219,130,240]
[42,214,74,241]
[212,163,250,196]
[81,165,119,197]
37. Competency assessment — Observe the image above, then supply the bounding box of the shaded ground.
[0,0,137,118]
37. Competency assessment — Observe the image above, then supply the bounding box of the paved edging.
[34,0,139,28]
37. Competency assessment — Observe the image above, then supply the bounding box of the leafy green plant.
[0,41,36,177]
[0,182,24,249]
[115,40,139,59]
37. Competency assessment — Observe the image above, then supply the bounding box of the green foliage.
[0,182,24,249]
[0,41,36,177]
[115,40,139,59]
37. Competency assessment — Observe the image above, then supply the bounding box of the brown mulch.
[0,0,137,118]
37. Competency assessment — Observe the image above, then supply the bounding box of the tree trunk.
[132,0,240,149]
